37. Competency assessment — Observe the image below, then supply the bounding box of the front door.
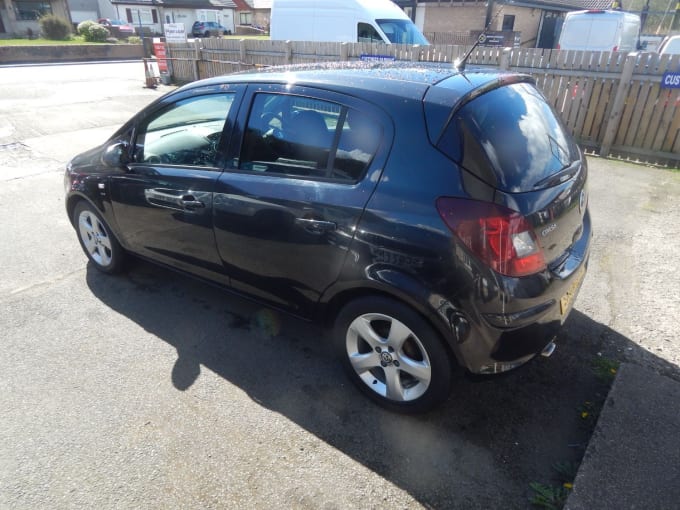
[213,85,392,317]
[109,87,242,282]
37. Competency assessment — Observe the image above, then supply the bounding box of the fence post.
[410,44,421,62]
[239,39,247,65]
[193,38,201,81]
[600,52,637,157]
[285,40,293,64]
[499,47,511,71]
[340,42,349,62]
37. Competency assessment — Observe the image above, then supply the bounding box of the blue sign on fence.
[359,54,396,62]
[661,72,680,89]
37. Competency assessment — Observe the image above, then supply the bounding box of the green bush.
[77,20,110,42]
[39,15,71,40]
[77,20,96,37]
[127,36,142,44]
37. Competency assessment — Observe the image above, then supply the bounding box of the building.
[413,0,614,48]
[108,0,236,35]
[1,0,72,37]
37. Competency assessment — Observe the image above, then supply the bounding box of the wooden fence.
[166,39,680,167]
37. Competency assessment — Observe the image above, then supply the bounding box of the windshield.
[437,83,579,192]
[110,20,125,26]
[376,19,429,45]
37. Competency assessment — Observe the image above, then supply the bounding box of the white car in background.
[658,35,680,56]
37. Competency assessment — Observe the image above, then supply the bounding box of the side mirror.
[101,142,130,168]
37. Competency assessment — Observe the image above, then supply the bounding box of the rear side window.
[239,93,382,182]
[437,83,578,192]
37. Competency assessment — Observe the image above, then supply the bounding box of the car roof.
[183,61,519,100]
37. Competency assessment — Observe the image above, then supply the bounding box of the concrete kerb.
[565,362,680,509]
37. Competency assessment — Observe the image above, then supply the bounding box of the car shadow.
[85,259,679,508]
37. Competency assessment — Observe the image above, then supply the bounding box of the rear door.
[109,85,244,282]
[213,84,392,316]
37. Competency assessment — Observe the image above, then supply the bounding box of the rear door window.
[437,83,579,192]
[238,93,382,182]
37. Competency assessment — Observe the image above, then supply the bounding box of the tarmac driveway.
[1,62,678,509]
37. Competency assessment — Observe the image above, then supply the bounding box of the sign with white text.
[164,23,187,43]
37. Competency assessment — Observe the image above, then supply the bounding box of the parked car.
[97,18,135,38]
[64,62,591,413]
[658,35,680,56]
[192,21,228,37]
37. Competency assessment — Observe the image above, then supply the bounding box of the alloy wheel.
[345,313,432,402]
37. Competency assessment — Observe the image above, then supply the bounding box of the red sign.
[153,42,168,74]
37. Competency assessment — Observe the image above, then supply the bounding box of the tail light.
[613,45,618,51]
[436,197,547,277]
[556,43,561,50]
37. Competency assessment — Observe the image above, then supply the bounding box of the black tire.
[334,296,453,413]
[73,200,125,274]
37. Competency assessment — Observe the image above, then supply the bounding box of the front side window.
[239,93,382,182]
[358,23,383,43]
[134,93,234,168]
[375,19,428,45]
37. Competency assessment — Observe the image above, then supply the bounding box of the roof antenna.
[456,6,504,72]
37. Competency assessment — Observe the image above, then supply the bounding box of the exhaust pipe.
[541,340,557,358]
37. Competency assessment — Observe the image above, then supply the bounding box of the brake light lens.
[436,197,547,277]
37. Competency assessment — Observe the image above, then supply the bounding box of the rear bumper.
[451,209,592,374]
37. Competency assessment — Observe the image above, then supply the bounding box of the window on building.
[197,10,219,23]
[125,8,158,25]
[239,12,252,25]
[14,1,52,21]
[502,15,515,31]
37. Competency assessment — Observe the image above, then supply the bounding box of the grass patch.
[0,36,141,46]
[592,356,620,384]
[529,461,579,509]
[529,482,570,509]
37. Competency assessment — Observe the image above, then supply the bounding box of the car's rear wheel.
[334,297,452,413]
[73,200,125,274]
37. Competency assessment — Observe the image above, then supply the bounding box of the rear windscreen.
[436,83,578,192]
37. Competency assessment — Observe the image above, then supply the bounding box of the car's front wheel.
[73,200,125,274]
[334,297,453,413]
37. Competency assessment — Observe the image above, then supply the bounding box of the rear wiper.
[532,160,581,189]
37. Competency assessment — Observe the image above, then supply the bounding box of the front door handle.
[181,195,205,210]
[294,218,337,234]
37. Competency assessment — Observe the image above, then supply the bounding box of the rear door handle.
[181,195,205,210]
[294,218,337,234]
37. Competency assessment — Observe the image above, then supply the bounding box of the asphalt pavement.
[1,62,679,509]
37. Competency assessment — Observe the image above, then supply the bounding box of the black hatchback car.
[65,62,591,413]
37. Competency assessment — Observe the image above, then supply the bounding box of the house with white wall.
[109,0,235,35]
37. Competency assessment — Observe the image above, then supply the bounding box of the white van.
[557,10,640,52]
[270,0,429,45]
